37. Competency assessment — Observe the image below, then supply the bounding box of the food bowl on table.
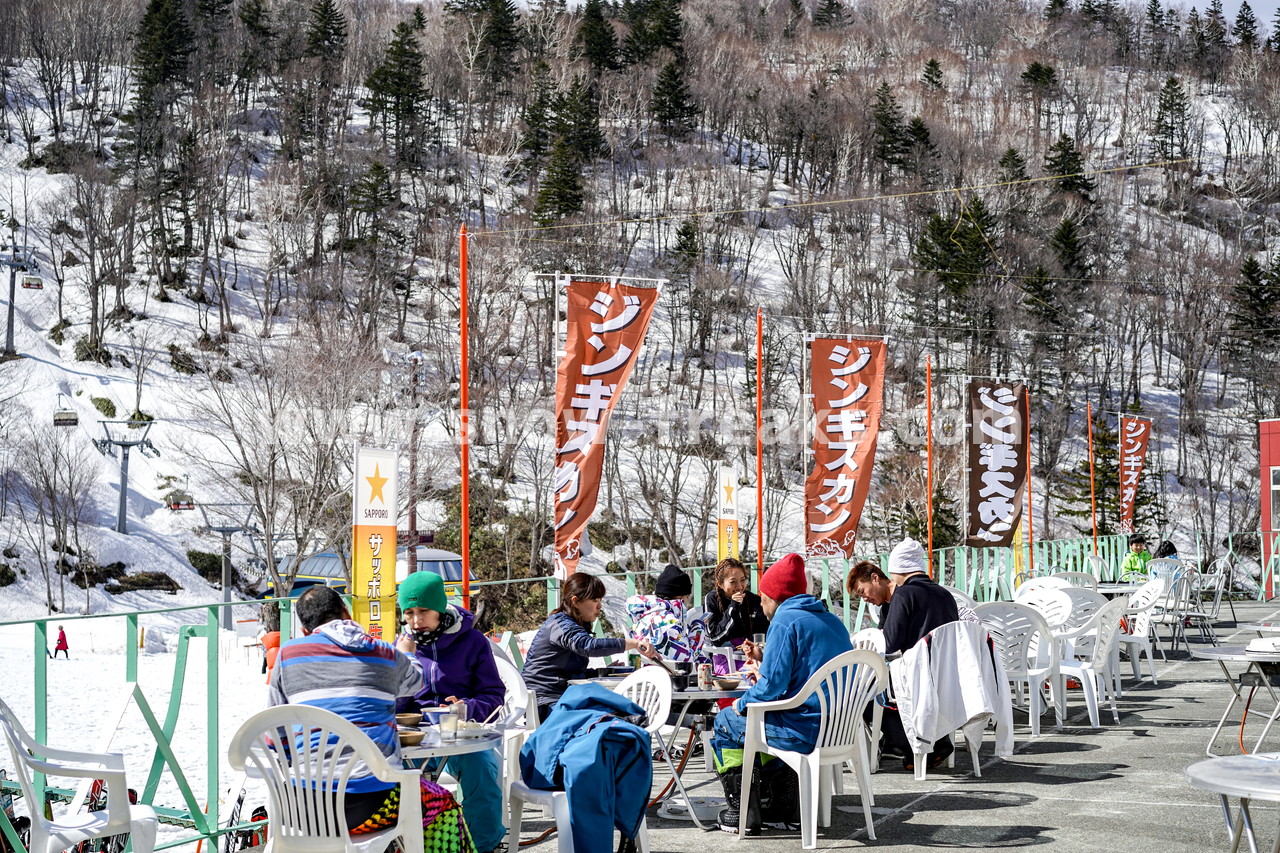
[713,676,742,690]
[421,707,450,726]
[398,728,425,746]
[395,712,423,727]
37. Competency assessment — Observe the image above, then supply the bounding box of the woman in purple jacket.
[396,572,506,853]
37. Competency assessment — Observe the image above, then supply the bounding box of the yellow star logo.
[723,483,735,504]
[366,465,388,504]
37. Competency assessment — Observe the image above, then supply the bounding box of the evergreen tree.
[519,62,556,164]
[921,58,944,91]
[903,116,940,182]
[1228,256,1280,351]
[813,0,849,29]
[1022,264,1064,328]
[364,22,428,166]
[650,59,697,135]
[1044,133,1094,202]
[412,6,428,30]
[1050,216,1092,284]
[236,0,275,92]
[534,136,586,224]
[1054,410,1164,535]
[1151,76,1191,160]
[578,0,619,73]
[1045,0,1069,21]
[1187,8,1207,65]
[645,0,684,58]
[305,0,347,61]
[669,218,701,274]
[784,0,806,37]
[1271,7,1280,50]
[1143,0,1167,59]
[1203,0,1230,76]
[871,82,907,178]
[479,0,522,79]
[132,0,194,112]
[997,147,1034,231]
[554,76,609,161]
[1233,0,1259,49]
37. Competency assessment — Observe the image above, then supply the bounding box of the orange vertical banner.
[1088,402,1098,554]
[925,356,934,578]
[804,338,887,559]
[553,278,660,575]
[1117,415,1153,534]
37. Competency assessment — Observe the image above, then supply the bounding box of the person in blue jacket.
[709,553,853,834]
[522,573,655,721]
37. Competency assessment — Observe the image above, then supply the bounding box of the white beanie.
[888,538,927,576]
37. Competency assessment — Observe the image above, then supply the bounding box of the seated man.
[709,553,852,835]
[269,586,474,852]
[857,538,959,770]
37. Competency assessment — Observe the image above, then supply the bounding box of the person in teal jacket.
[1121,534,1152,576]
[709,553,853,835]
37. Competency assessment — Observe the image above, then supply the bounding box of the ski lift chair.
[0,699,158,853]
[52,394,78,428]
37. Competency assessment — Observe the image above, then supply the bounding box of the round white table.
[1185,752,1280,853]
[1243,622,1280,635]
[1096,582,1145,598]
[402,729,503,779]
[1191,646,1280,757]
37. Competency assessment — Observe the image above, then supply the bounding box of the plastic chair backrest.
[850,627,885,654]
[1085,599,1128,666]
[1016,588,1073,628]
[1053,571,1098,590]
[974,602,1055,674]
[495,656,533,728]
[614,666,673,735]
[794,650,888,751]
[1146,558,1181,580]
[227,705,423,853]
[1013,576,1071,601]
[1059,588,1107,631]
[1086,555,1108,576]
[942,585,978,610]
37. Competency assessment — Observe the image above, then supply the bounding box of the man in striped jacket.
[268,586,476,851]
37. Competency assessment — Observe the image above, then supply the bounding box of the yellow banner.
[352,445,398,640]
[717,466,740,562]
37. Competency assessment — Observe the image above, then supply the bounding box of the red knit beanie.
[759,553,809,602]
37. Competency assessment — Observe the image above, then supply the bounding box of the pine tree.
[813,0,849,29]
[1044,134,1094,202]
[519,61,556,164]
[554,76,609,161]
[364,22,428,166]
[1233,0,1259,49]
[412,7,428,30]
[1144,0,1167,59]
[305,0,347,61]
[871,82,907,178]
[783,0,806,37]
[236,0,275,91]
[1229,256,1280,350]
[1271,7,1280,51]
[1022,264,1064,328]
[650,59,697,135]
[1053,410,1164,535]
[578,0,618,73]
[1203,0,1230,76]
[1151,76,1190,160]
[997,147,1033,232]
[669,218,701,274]
[1045,0,1069,21]
[534,136,586,224]
[479,0,522,79]
[1050,216,1091,285]
[903,116,939,182]
[921,58,944,91]
[132,0,194,111]
[645,0,684,58]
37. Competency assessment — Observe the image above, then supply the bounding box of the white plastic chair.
[1013,576,1072,601]
[974,602,1064,737]
[847,629,885,777]
[1151,573,1196,656]
[508,668,666,850]
[0,699,158,853]
[1086,554,1108,579]
[1146,558,1182,581]
[1016,588,1073,629]
[227,705,425,853]
[1059,598,1127,728]
[942,585,979,610]
[1053,571,1098,591]
[1118,578,1165,685]
[495,656,537,820]
[740,650,888,848]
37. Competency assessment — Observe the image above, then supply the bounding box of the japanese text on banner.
[804,338,887,559]
[352,445,398,639]
[965,381,1028,548]
[1117,416,1152,534]
[554,280,660,575]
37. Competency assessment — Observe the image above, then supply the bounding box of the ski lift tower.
[91,420,159,534]
[198,503,254,631]
[2,240,39,356]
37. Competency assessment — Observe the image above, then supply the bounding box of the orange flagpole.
[1024,387,1034,564]
[459,224,472,605]
[1087,401,1098,555]
[925,357,934,579]
[756,307,765,583]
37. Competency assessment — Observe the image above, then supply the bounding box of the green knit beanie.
[398,571,447,612]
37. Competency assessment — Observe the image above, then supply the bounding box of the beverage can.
[697,663,713,691]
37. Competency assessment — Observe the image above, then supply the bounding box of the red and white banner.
[804,338,887,559]
[1118,415,1152,534]
[553,279,660,575]
[965,380,1029,548]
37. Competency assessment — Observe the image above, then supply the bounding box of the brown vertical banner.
[966,380,1029,547]
[1117,415,1152,534]
[554,279,660,575]
[804,338,887,559]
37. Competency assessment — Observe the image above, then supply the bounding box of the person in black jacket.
[703,558,769,672]
[851,538,958,771]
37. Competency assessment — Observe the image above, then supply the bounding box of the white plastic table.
[402,729,503,780]
[658,685,749,831]
[1096,583,1144,598]
[1185,752,1280,853]
[1242,623,1280,635]
[1191,646,1280,757]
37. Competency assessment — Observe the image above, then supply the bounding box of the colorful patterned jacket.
[626,595,709,663]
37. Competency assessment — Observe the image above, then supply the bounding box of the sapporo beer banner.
[966,380,1029,548]
[1118,415,1153,534]
[804,338,887,559]
[352,445,398,640]
[554,279,660,575]
[717,465,740,562]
